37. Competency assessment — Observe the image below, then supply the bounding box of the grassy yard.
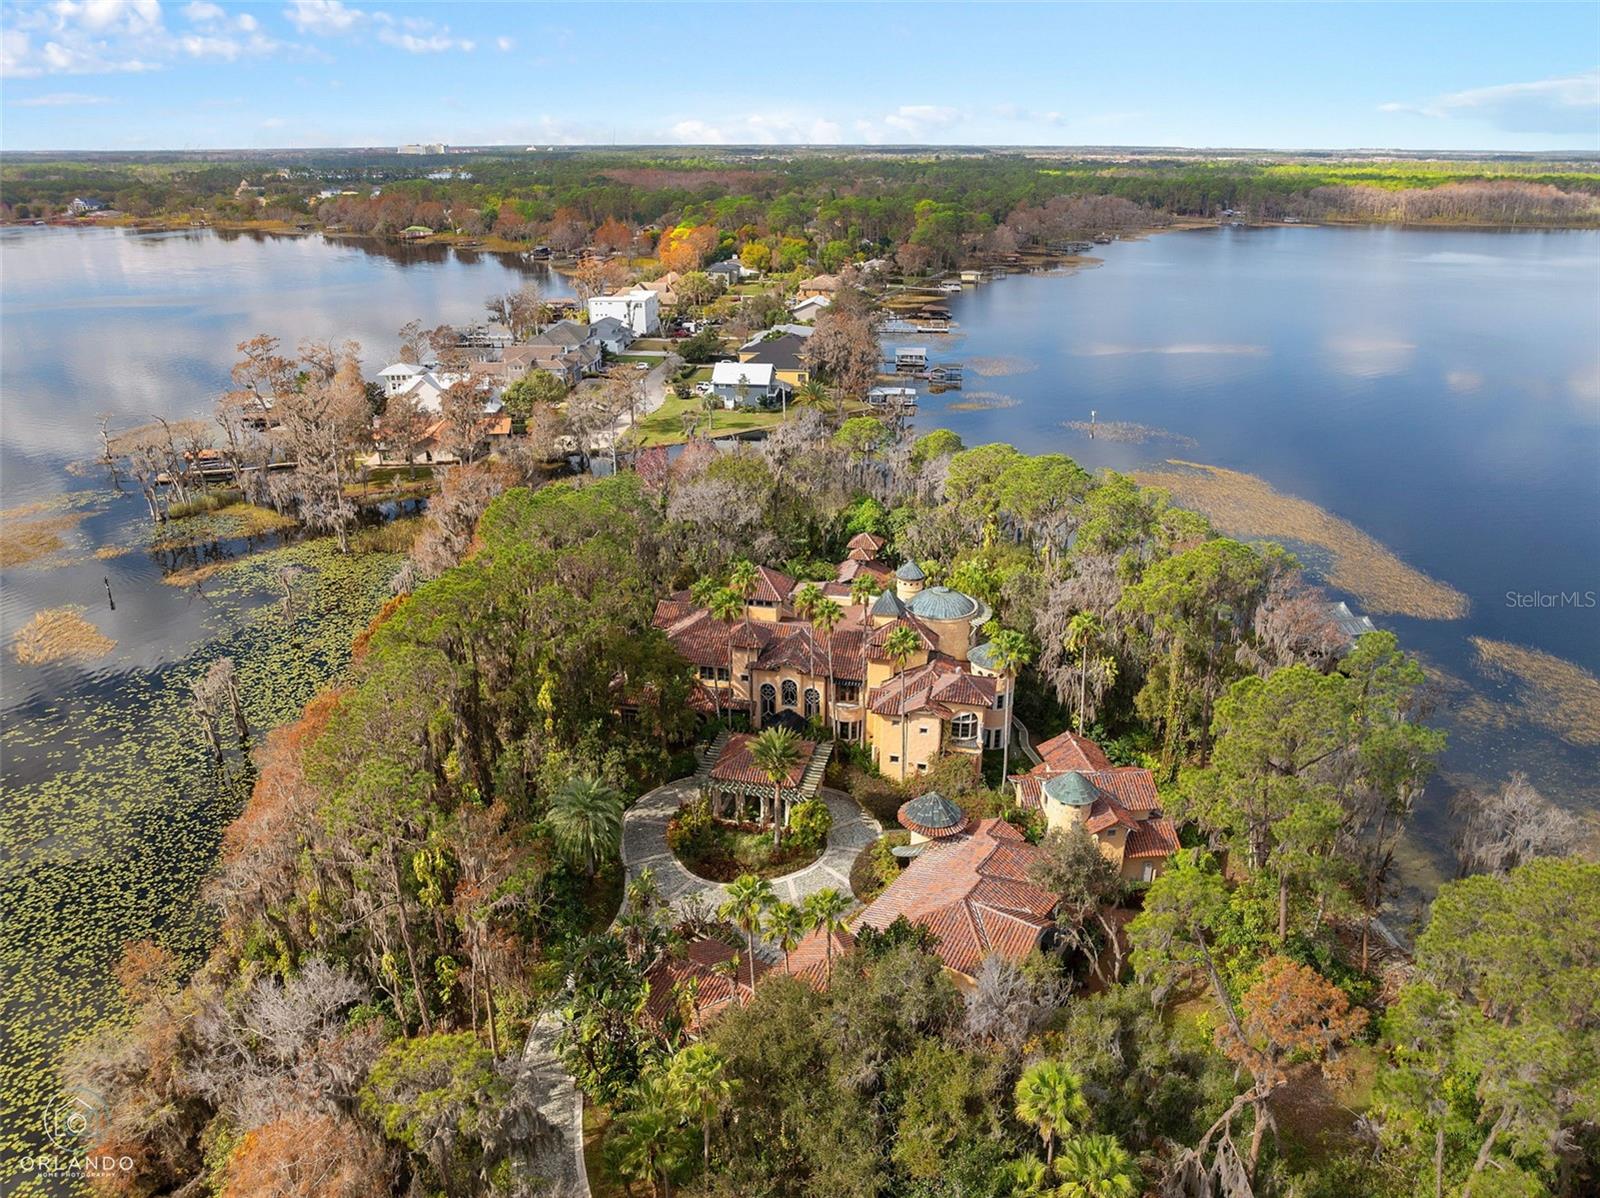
[626,392,784,448]
[674,820,822,882]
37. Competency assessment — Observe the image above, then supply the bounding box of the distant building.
[67,197,107,216]
[397,143,447,155]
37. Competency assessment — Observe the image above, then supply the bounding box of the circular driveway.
[621,780,881,912]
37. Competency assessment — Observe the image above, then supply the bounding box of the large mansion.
[654,534,1013,783]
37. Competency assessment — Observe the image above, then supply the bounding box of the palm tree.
[1065,612,1106,736]
[810,596,843,736]
[547,775,624,876]
[766,901,807,974]
[708,587,745,737]
[883,624,923,778]
[1014,1060,1089,1166]
[988,628,1032,787]
[1002,1157,1055,1198]
[749,726,803,844]
[849,574,880,612]
[667,1043,735,1176]
[792,581,824,621]
[794,378,833,424]
[607,1071,693,1198]
[1053,1133,1141,1198]
[718,874,774,997]
[802,887,852,984]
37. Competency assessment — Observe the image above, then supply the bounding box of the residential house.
[795,273,842,300]
[638,271,682,308]
[642,936,767,1034]
[68,196,108,216]
[376,363,467,413]
[1008,731,1180,882]
[587,288,661,335]
[736,331,811,389]
[704,260,745,287]
[710,361,792,409]
[789,294,832,321]
[738,325,814,352]
[653,545,1008,782]
[587,315,637,355]
[854,817,1062,988]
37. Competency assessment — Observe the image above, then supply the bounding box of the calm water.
[907,224,1600,886]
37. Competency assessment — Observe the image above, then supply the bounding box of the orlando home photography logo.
[20,1085,132,1179]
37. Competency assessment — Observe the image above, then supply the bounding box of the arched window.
[803,688,820,719]
[951,712,979,742]
[781,679,798,708]
[760,683,777,715]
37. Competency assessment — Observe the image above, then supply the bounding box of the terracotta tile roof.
[845,532,888,560]
[856,818,1058,978]
[709,732,817,788]
[1083,768,1160,814]
[643,936,765,1030]
[864,614,938,662]
[777,925,856,989]
[1083,796,1141,835]
[654,604,730,669]
[1033,730,1113,773]
[837,557,892,585]
[749,565,796,605]
[868,655,997,717]
[1126,817,1181,859]
[753,624,826,674]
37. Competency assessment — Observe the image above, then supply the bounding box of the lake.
[901,223,1600,893]
[0,223,1596,1184]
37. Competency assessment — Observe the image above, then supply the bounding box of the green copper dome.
[1042,772,1102,808]
[895,560,926,581]
[908,586,979,621]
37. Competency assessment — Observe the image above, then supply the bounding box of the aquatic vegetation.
[966,355,1039,377]
[92,544,134,560]
[0,512,88,568]
[1134,461,1469,621]
[147,502,296,551]
[0,534,401,1186]
[10,606,117,666]
[946,392,1019,411]
[1465,637,1600,748]
[1061,420,1197,446]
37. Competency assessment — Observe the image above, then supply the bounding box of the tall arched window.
[781,679,798,708]
[951,712,979,742]
[804,688,820,719]
[760,683,777,715]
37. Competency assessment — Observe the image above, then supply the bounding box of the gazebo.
[697,732,831,825]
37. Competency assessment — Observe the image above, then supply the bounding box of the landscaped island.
[63,408,1598,1197]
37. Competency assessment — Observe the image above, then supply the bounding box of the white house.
[711,361,791,409]
[379,366,468,414]
[379,362,426,398]
[588,288,660,336]
[587,316,637,355]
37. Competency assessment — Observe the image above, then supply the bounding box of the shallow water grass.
[10,607,117,666]
[966,354,1039,377]
[945,391,1019,412]
[1062,420,1197,446]
[0,534,399,1190]
[1464,637,1600,747]
[0,513,89,568]
[1134,461,1469,620]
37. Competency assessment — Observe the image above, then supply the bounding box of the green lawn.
[626,392,784,447]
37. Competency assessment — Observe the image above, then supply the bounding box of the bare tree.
[1452,772,1580,877]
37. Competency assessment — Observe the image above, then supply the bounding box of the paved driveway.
[621,779,881,913]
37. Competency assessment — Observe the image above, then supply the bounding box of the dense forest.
[4,150,1597,266]
[66,410,1598,1198]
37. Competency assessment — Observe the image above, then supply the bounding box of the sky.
[0,1,1596,153]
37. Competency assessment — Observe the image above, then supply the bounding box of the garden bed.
[672,817,823,882]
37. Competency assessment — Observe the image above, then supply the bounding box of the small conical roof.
[895,560,926,581]
[897,792,970,839]
[1042,772,1102,808]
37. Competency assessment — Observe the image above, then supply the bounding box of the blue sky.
[1,1,1596,152]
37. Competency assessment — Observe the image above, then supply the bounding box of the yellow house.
[735,331,810,389]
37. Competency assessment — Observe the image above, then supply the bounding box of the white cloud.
[14,89,108,106]
[881,104,960,138]
[184,1,225,22]
[282,0,360,34]
[1380,69,1600,134]
[664,112,844,145]
[495,35,513,52]
[3,0,275,75]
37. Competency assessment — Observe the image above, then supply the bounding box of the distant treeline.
[3,151,1596,253]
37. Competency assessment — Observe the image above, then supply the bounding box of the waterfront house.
[895,347,929,372]
[1008,731,1179,882]
[588,287,661,336]
[867,385,918,409]
[587,315,637,355]
[710,361,791,408]
[736,331,811,389]
[653,546,1008,783]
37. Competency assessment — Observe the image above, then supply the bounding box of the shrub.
[666,794,714,856]
[788,798,832,851]
[851,831,908,902]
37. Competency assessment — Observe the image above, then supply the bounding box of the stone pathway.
[520,1016,590,1197]
[621,780,881,918]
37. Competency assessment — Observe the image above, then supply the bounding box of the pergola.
[696,731,831,823]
